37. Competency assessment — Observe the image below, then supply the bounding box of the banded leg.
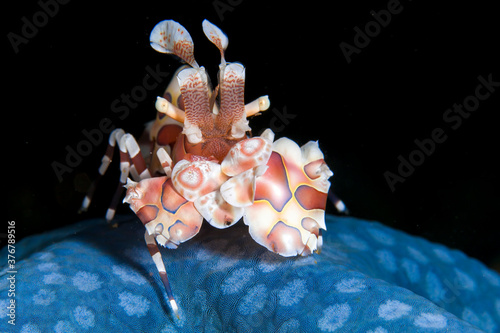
[144,231,179,318]
[79,129,126,214]
[80,129,152,222]
[328,189,349,214]
[105,133,152,221]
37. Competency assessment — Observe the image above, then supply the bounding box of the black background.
[4,0,499,270]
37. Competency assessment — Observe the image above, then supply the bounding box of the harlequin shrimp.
[81,19,344,317]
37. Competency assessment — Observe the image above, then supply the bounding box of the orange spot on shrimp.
[136,205,159,225]
[254,152,292,212]
[157,124,182,147]
[294,185,327,211]
[161,179,188,214]
[266,221,304,255]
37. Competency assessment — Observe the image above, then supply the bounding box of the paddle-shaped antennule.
[218,63,249,140]
[176,67,213,145]
[150,20,199,68]
[202,19,228,65]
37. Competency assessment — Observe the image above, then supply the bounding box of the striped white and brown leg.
[105,133,152,222]
[328,188,349,214]
[80,129,126,214]
[80,129,153,222]
[144,231,179,318]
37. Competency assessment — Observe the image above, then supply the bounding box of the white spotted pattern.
[33,289,56,306]
[73,306,95,329]
[401,258,420,283]
[238,284,267,315]
[54,320,76,333]
[414,313,447,328]
[278,279,308,306]
[112,265,147,285]
[43,272,66,285]
[378,300,412,320]
[335,278,366,293]
[20,323,42,333]
[318,303,351,332]
[221,268,254,295]
[118,291,151,317]
[72,271,102,292]
[376,250,397,272]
